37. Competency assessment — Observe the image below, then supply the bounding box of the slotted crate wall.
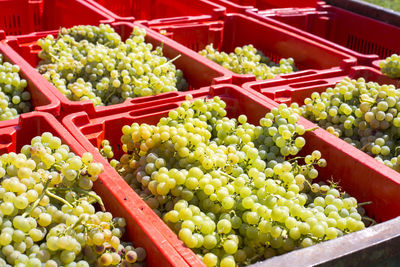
[246,3,400,64]
[85,0,225,21]
[0,0,113,36]
[212,0,321,13]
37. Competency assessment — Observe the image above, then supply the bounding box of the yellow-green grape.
[0,132,146,266]
[116,96,368,266]
[98,139,120,168]
[299,77,400,172]
[198,44,296,80]
[0,53,31,121]
[60,24,122,47]
[380,54,400,78]
[99,139,114,159]
[37,25,187,107]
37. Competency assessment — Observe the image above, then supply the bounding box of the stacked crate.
[0,0,399,266]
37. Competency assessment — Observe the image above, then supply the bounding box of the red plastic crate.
[3,21,231,117]
[0,42,60,127]
[243,66,400,105]
[212,0,321,13]
[62,83,400,265]
[0,112,193,267]
[0,0,114,36]
[243,67,400,217]
[246,3,400,65]
[139,13,357,85]
[326,0,400,28]
[85,0,225,22]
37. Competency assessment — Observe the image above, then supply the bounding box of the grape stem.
[395,146,400,157]
[141,193,153,201]
[161,54,181,67]
[244,254,263,265]
[304,179,315,192]
[48,52,61,63]
[305,126,319,132]
[72,214,88,230]
[328,178,341,191]
[217,170,236,181]
[360,143,370,152]
[50,187,106,212]
[22,179,51,217]
[358,201,372,207]
[46,189,74,208]
[103,86,116,104]
[287,156,304,162]
[56,26,63,42]
[363,216,377,226]
[159,41,164,54]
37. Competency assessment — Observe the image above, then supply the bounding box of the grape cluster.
[198,44,296,80]
[98,140,120,169]
[114,96,367,266]
[0,53,31,121]
[379,54,400,78]
[0,132,146,266]
[299,77,400,172]
[37,24,187,107]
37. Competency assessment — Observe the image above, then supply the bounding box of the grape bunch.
[114,96,367,267]
[198,44,296,80]
[58,25,121,47]
[0,132,146,266]
[98,139,120,169]
[299,77,400,172]
[379,54,400,78]
[37,24,187,107]
[0,53,31,121]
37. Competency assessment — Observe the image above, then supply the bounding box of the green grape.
[198,44,296,80]
[0,54,31,121]
[380,54,400,78]
[38,25,188,107]
[204,253,218,267]
[0,132,146,265]
[299,77,400,174]
[115,96,369,266]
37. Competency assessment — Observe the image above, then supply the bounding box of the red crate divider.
[246,3,400,65]
[85,0,225,22]
[0,0,114,36]
[3,21,231,118]
[0,42,60,127]
[62,83,400,267]
[243,66,400,105]
[0,112,194,266]
[139,13,357,85]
